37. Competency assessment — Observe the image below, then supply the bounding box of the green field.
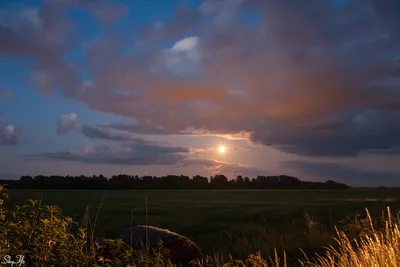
[5,189,400,264]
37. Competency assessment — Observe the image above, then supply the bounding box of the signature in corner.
[1,255,25,266]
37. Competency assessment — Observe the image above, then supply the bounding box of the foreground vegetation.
[2,187,400,266]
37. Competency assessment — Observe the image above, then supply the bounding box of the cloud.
[0,2,72,57]
[199,0,244,34]
[27,142,190,166]
[248,110,400,156]
[101,123,185,136]
[4,0,400,157]
[84,0,129,25]
[139,3,202,41]
[101,123,252,142]
[0,0,128,95]
[0,125,19,146]
[366,147,400,155]
[181,158,269,177]
[57,113,78,135]
[0,89,12,99]
[163,36,202,79]
[281,160,400,186]
[81,124,150,142]
[27,132,259,174]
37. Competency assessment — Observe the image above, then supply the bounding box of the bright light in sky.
[219,145,226,153]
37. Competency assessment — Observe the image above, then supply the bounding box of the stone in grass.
[120,225,203,267]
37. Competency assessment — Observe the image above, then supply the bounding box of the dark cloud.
[0,0,128,95]
[104,124,185,136]
[57,113,78,135]
[3,0,400,157]
[27,142,190,166]
[0,1,74,57]
[281,160,400,186]
[81,124,151,142]
[371,0,400,35]
[0,125,19,146]
[366,147,400,155]
[249,110,400,156]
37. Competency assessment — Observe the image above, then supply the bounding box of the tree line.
[0,174,349,189]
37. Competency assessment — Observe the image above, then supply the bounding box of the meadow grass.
[299,207,400,267]
[3,188,400,266]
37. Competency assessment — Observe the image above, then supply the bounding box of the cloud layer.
[281,160,400,186]
[28,141,267,176]
[2,0,400,158]
[30,121,267,176]
[29,142,189,166]
[81,124,146,142]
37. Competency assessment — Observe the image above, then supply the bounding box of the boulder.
[120,225,202,267]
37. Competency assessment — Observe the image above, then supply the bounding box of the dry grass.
[300,207,400,267]
[192,207,400,267]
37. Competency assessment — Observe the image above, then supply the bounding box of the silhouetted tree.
[210,174,229,189]
[0,173,350,190]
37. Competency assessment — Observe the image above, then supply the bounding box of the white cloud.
[164,36,201,78]
[0,125,19,146]
[171,37,199,54]
[4,125,17,140]
[57,113,78,135]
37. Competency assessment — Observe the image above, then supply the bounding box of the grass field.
[5,189,400,265]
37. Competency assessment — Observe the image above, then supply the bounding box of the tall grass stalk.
[145,195,149,254]
[300,207,400,267]
[91,190,107,242]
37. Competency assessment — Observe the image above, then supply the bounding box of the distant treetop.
[0,174,350,190]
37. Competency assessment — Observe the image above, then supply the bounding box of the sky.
[0,0,400,187]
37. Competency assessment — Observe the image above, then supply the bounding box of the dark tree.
[0,173,350,190]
